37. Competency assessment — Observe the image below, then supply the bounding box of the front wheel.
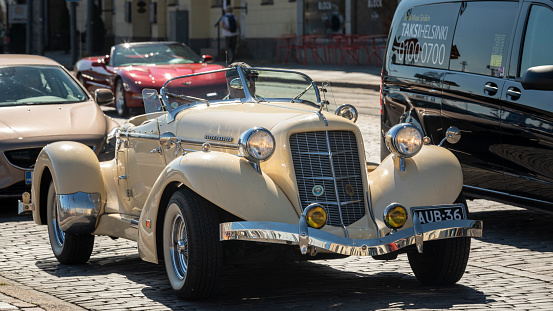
[407,193,471,285]
[46,182,94,264]
[163,189,222,300]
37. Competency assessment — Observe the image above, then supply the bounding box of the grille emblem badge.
[345,184,355,196]
[312,185,324,196]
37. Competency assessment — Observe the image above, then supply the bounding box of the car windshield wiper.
[291,84,313,103]
[165,91,210,106]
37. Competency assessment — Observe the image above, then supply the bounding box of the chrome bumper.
[220,219,483,256]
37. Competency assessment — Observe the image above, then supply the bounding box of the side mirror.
[229,78,244,90]
[202,55,214,63]
[92,55,110,67]
[521,65,553,91]
[94,88,114,106]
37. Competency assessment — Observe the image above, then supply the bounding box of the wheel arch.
[31,142,106,226]
[137,151,298,264]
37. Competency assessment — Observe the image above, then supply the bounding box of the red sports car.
[75,41,227,116]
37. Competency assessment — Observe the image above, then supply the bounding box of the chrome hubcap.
[170,213,188,280]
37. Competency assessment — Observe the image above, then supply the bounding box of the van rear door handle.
[484,82,498,96]
[506,87,521,100]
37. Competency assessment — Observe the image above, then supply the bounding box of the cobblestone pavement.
[1,88,553,310]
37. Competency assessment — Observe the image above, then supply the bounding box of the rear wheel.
[46,182,94,264]
[407,193,471,285]
[163,189,222,300]
[115,79,129,117]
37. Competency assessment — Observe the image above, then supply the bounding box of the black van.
[381,0,553,213]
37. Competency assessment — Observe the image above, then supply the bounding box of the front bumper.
[220,218,482,256]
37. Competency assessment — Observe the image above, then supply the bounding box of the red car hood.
[120,63,225,84]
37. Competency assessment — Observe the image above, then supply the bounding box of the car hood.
[170,102,336,142]
[121,63,225,83]
[0,101,106,142]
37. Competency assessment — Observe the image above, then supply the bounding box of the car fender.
[137,151,298,264]
[369,145,463,229]
[31,141,106,225]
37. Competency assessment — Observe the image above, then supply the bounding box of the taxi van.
[381,0,553,213]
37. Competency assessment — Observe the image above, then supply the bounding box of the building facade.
[14,0,398,64]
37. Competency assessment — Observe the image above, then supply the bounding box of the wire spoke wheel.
[169,213,189,280]
[162,189,221,300]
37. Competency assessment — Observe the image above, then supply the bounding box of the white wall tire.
[46,182,94,264]
[163,189,222,300]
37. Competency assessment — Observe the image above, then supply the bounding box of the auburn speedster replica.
[20,65,482,299]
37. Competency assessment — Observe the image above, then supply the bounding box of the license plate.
[25,171,32,185]
[412,204,465,224]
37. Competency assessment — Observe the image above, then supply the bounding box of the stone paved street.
[1,197,553,310]
[0,68,552,310]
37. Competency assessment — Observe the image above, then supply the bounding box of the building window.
[262,0,274,4]
[124,1,131,23]
[149,2,157,24]
[211,0,223,7]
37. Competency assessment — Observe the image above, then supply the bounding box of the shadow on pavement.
[471,208,553,252]
[35,251,490,310]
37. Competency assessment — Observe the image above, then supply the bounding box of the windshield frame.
[159,67,322,122]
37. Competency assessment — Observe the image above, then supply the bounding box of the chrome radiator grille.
[290,131,366,227]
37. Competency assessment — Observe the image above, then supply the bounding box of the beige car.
[20,65,482,300]
[0,55,118,198]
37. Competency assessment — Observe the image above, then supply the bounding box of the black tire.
[46,182,94,264]
[163,189,222,300]
[407,192,471,285]
[115,79,129,117]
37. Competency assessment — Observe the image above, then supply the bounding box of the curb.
[0,276,86,311]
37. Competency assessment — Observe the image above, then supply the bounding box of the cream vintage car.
[20,65,482,300]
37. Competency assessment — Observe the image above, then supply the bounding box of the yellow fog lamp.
[304,203,328,229]
[384,203,408,229]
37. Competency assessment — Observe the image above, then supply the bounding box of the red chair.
[295,35,325,65]
[275,35,299,64]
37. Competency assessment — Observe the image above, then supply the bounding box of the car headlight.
[335,104,358,123]
[385,123,423,158]
[238,127,275,162]
[384,203,408,229]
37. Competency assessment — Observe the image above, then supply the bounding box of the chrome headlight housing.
[335,104,358,123]
[238,127,275,162]
[385,123,423,158]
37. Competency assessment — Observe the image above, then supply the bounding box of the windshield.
[0,65,88,107]
[112,43,202,66]
[162,67,322,111]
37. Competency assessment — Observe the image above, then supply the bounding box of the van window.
[520,5,553,75]
[388,3,460,70]
[449,1,518,77]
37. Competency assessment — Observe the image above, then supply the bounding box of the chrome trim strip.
[220,219,483,256]
[464,185,553,206]
[127,132,159,140]
[366,191,380,238]
[56,192,102,235]
[300,175,361,181]
[325,131,348,238]
[175,137,238,149]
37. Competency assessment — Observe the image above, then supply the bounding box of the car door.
[500,2,553,207]
[441,1,519,194]
[83,55,116,93]
[117,118,166,215]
